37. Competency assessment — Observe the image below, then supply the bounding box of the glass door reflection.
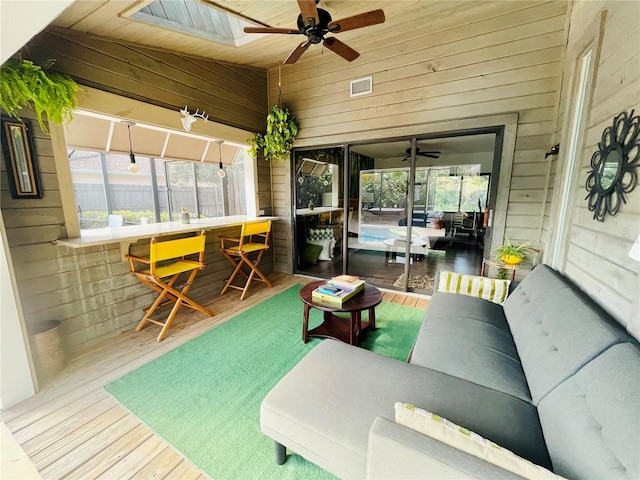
[294,148,345,278]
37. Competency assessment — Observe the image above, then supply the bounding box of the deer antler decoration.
[180,105,209,132]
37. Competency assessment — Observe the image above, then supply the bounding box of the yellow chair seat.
[224,243,269,254]
[141,259,203,278]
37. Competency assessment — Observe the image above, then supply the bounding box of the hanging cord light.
[216,140,226,178]
[123,121,139,175]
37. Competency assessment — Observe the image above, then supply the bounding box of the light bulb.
[128,163,140,175]
[217,167,226,178]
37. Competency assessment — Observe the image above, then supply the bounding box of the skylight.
[129,0,261,47]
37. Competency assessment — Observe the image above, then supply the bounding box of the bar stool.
[220,220,273,300]
[126,230,214,341]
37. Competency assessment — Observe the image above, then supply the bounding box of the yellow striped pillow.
[437,270,511,305]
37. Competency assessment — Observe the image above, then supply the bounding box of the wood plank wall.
[542,0,640,336]
[268,1,568,272]
[1,34,272,360]
[25,27,267,133]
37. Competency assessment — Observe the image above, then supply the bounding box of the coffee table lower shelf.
[307,312,374,346]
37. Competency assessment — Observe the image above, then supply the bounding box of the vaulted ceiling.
[50,0,483,70]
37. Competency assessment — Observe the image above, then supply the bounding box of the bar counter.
[55,215,278,258]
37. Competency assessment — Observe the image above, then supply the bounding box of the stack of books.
[312,275,365,305]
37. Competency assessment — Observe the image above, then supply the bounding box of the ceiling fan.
[243,0,385,64]
[403,147,441,161]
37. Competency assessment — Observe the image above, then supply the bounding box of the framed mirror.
[585,110,639,221]
[1,117,43,199]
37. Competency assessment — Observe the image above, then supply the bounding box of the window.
[550,46,594,268]
[70,150,246,230]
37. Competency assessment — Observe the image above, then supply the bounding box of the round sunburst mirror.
[585,109,640,221]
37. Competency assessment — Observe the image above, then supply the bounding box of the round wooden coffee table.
[299,280,382,347]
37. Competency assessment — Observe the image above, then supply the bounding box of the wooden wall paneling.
[273,1,564,86]
[27,32,264,132]
[546,0,640,336]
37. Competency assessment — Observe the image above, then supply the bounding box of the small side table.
[299,280,382,347]
[481,258,531,281]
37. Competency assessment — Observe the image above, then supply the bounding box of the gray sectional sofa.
[260,265,640,479]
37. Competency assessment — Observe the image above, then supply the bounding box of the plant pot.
[28,320,65,382]
[180,214,190,224]
[501,254,522,265]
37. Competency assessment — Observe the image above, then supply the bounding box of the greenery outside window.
[69,149,246,229]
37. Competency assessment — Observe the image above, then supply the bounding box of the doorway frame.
[291,113,519,285]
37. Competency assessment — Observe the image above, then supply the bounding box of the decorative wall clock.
[585,109,640,221]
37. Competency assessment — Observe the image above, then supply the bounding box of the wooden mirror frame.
[585,110,640,221]
[1,117,43,199]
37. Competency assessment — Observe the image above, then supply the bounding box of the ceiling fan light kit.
[243,0,385,64]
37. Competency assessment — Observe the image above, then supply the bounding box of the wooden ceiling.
[50,0,478,70]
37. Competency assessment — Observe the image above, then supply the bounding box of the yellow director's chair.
[220,220,273,300]
[126,230,214,342]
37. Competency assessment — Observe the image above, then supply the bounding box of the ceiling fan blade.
[323,37,359,62]
[297,0,320,25]
[243,26,300,34]
[328,9,385,33]
[284,41,311,64]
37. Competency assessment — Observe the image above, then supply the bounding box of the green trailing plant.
[248,105,299,163]
[0,59,78,133]
[497,267,509,280]
[492,236,534,264]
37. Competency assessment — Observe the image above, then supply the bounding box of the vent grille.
[350,76,373,97]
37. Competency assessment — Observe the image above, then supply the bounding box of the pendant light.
[216,140,226,178]
[123,121,139,175]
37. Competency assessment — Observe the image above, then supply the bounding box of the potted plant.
[492,237,534,265]
[180,207,190,224]
[0,59,78,133]
[248,105,299,163]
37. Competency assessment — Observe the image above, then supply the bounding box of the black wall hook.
[545,144,560,158]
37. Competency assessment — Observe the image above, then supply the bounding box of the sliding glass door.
[292,133,496,294]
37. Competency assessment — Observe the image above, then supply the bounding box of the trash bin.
[28,320,65,382]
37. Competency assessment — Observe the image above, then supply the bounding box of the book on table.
[312,278,365,305]
[328,275,365,291]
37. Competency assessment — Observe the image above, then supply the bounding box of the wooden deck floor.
[1,273,429,479]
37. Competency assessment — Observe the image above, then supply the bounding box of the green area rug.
[105,285,425,479]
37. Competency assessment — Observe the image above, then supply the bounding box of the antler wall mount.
[243,0,385,64]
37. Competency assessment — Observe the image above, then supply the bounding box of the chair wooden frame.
[126,230,214,342]
[220,220,273,300]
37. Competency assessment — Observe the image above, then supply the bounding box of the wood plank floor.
[1,273,429,479]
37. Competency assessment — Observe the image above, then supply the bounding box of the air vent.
[350,76,373,97]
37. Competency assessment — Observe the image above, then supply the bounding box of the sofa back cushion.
[503,265,630,404]
[537,343,640,480]
[410,293,531,402]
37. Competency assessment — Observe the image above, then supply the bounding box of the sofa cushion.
[503,265,630,404]
[261,340,551,479]
[410,293,531,402]
[437,270,511,305]
[395,403,565,480]
[537,343,640,480]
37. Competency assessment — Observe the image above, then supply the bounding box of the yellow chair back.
[241,220,271,237]
[150,232,206,263]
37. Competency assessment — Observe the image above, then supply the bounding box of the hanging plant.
[0,59,78,133]
[248,104,299,163]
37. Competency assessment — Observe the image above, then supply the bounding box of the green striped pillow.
[395,403,566,480]
[437,270,511,305]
